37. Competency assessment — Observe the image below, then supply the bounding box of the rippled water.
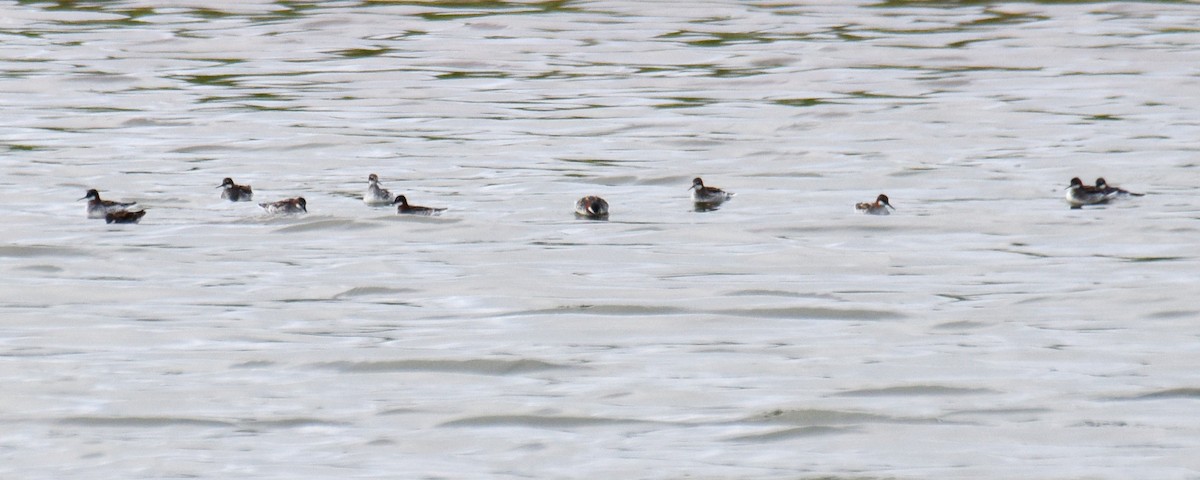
[3,1,1200,478]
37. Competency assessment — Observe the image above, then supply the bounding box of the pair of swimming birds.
[1065,177,1143,208]
[851,177,1144,214]
[361,174,446,215]
[853,177,1143,214]
[217,177,307,215]
[573,177,737,220]
[691,178,893,216]
[217,177,316,215]
[79,189,147,224]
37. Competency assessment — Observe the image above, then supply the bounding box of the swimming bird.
[217,177,253,202]
[259,197,307,215]
[690,177,734,206]
[1095,178,1144,198]
[855,194,895,215]
[105,210,146,224]
[1065,177,1109,207]
[393,195,445,216]
[363,173,394,206]
[79,189,139,219]
[574,196,609,220]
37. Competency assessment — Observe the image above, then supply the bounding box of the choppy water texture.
[3,0,1200,478]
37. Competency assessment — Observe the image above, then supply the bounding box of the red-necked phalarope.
[1065,177,1109,208]
[855,194,895,215]
[217,177,253,202]
[1095,178,1144,198]
[105,210,146,224]
[79,189,139,219]
[574,196,609,220]
[364,173,395,206]
[690,177,734,206]
[259,197,307,215]
[393,195,445,216]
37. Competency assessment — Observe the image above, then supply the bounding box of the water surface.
[2,1,1200,478]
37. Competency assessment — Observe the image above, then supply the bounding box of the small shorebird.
[855,194,895,215]
[259,197,307,215]
[690,177,734,206]
[393,195,445,216]
[1095,178,1143,198]
[105,210,146,224]
[363,173,394,206]
[79,189,139,219]
[574,196,609,220]
[1065,177,1109,207]
[217,177,253,202]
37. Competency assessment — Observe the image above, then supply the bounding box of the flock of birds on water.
[78,174,1142,224]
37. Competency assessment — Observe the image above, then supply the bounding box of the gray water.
[3,1,1200,478]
